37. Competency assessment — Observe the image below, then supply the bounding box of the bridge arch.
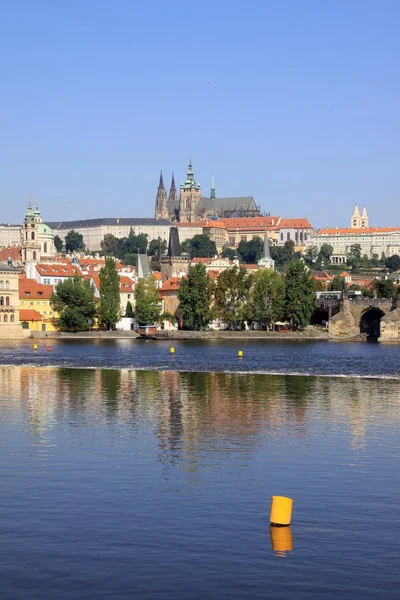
[359,307,386,340]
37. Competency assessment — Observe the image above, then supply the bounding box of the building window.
[240,236,247,242]
[22,322,29,329]
[10,314,15,322]
[5,281,9,289]
[44,242,47,253]
[5,297,9,306]
[31,232,35,240]
[229,236,235,246]
[0,297,3,305]
[4,314,8,322]
[287,232,290,241]
[33,251,37,260]
[0,281,3,289]
[280,233,283,241]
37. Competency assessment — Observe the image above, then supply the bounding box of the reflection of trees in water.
[100,369,121,416]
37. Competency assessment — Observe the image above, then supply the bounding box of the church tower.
[179,158,201,222]
[22,200,42,264]
[361,205,369,228]
[351,204,361,229]
[155,171,169,220]
[168,173,178,206]
[210,174,216,200]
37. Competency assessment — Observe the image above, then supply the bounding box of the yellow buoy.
[270,525,293,555]
[270,495,293,527]
[170,347,175,355]
[238,350,243,357]
[33,344,38,351]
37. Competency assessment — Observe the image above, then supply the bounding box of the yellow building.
[0,259,25,338]
[19,276,57,332]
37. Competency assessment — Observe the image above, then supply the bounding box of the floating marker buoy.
[47,346,51,351]
[270,496,293,527]
[170,347,175,355]
[33,344,38,351]
[238,350,243,357]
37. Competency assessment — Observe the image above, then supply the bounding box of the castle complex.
[155,158,260,222]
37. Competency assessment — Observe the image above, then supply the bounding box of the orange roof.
[222,217,280,228]
[160,277,181,291]
[19,279,53,300]
[340,271,351,277]
[207,270,220,280]
[0,247,22,262]
[191,257,211,264]
[318,227,400,235]
[279,218,313,229]
[119,275,134,292]
[153,272,162,280]
[36,263,80,277]
[20,309,43,321]
[243,264,259,270]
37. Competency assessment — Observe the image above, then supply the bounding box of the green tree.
[148,238,167,256]
[214,267,253,330]
[65,230,85,252]
[284,260,316,329]
[134,275,161,324]
[385,255,400,272]
[99,257,121,329]
[304,245,318,265]
[54,235,63,252]
[180,239,190,254]
[248,269,285,329]
[329,275,346,291]
[178,264,214,330]
[372,278,398,300]
[101,233,119,255]
[51,275,96,332]
[221,245,237,260]
[237,237,263,263]
[184,234,217,258]
[125,300,134,318]
[346,244,362,271]
[270,240,297,267]
[318,243,333,263]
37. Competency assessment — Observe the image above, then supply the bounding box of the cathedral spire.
[169,172,178,204]
[210,174,216,200]
[155,170,169,221]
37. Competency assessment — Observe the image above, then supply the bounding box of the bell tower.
[350,204,361,229]
[22,200,41,264]
[179,158,201,222]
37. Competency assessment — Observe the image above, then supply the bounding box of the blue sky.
[1,0,399,228]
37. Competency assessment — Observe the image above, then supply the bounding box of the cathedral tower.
[179,158,201,222]
[169,173,178,205]
[155,171,169,220]
[210,174,216,200]
[361,205,369,228]
[351,204,361,229]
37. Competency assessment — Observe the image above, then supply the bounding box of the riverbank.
[30,330,140,340]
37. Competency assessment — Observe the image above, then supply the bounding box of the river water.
[1,339,400,599]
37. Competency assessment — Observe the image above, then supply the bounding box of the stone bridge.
[330,297,400,341]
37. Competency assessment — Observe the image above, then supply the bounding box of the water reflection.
[1,367,400,464]
[270,526,293,557]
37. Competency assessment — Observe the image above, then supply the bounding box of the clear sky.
[1,0,399,228]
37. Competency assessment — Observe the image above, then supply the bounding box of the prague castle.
[155,158,260,222]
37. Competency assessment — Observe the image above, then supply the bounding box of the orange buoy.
[47,346,51,351]
[270,496,293,527]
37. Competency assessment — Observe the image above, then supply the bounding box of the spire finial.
[210,173,216,200]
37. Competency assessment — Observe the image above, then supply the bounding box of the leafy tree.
[99,257,121,329]
[329,275,346,291]
[248,269,285,329]
[385,255,400,272]
[51,275,96,332]
[270,240,298,267]
[134,275,161,324]
[318,243,333,263]
[180,239,190,254]
[125,300,134,318]
[184,234,217,258]
[214,267,253,330]
[65,230,85,252]
[349,283,362,291]
[371,253,381,268]
[284,260,316,329]
[148,238,167,257]
[237,237,263,264]
[54,235,63,252]
[304,245,318,265]
[221,245,237,260]
[178,264,214,330]
[346,244,362,271]
[101,234,119,255]
[372,278,398,300]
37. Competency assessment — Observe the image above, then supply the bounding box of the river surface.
[1,340,400,599]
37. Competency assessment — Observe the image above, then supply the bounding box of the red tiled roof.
[160,277,181,291]
[0,247,22,261]
[279,218,313,229]
[36,263,80,277]
[119,275,134,292]
[20,309,43,321]
[222,217,280,228]
[19,279,53,300]
[340,271,351,277]
[317,227,400,235]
